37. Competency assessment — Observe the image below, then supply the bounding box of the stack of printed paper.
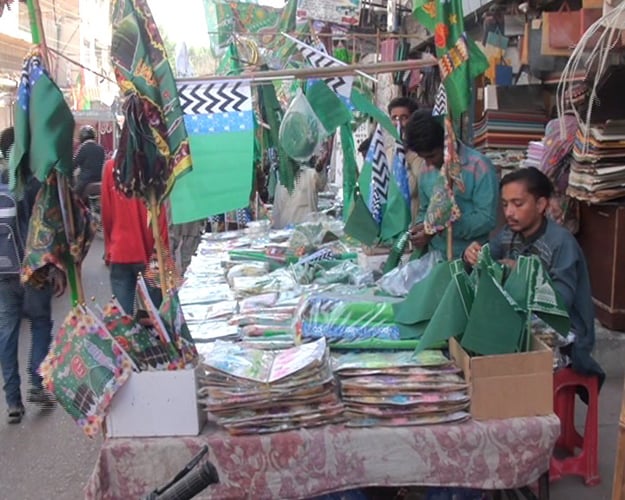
[199,338,344,434]
[333,350,470,427]
[569,125,625,202]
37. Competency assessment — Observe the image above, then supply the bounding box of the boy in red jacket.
[101,157,169,314]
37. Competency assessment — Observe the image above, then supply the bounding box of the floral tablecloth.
[85,416,560,500]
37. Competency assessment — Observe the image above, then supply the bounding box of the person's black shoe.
[7,404,25,424]
[27,387,56,409]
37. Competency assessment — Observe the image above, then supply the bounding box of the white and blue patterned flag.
[392,135,411,208]
[365,125,390,224]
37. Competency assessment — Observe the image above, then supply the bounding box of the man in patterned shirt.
[404,110,499,259]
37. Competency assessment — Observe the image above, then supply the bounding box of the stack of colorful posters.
[568,125,625,202]
[333,350,470,427]
[199,338,344,434]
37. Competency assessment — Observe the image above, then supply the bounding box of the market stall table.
[85,415,560,499]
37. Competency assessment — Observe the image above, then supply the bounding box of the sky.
[148,0,285,48]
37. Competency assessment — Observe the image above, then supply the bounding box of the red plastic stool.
[549,367,600,486]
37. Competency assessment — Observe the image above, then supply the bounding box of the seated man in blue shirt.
[404,110,499,259]
[464,167,604,385]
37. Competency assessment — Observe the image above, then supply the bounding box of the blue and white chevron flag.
[365,125,390,224]
[170,80,255,224]
[432,83,448,116]
[293,39,353,100]
[392,135,411,208]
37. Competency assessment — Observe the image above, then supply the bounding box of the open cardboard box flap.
[449,335,553,420]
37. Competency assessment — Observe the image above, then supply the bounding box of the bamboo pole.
[205,30,428,40]
[57,173,85,305]
[613,377,625,500]
[27,0,85,305]
[26,0,49,62]
[179,58,437,84]
[148,190,168,297]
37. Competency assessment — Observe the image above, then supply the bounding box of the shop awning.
[0,32,31,76]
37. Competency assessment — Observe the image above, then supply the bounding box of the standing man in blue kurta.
[403,110,499,259]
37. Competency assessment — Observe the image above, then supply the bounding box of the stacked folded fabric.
[568,125,625,202]
[333,350,470,427]
[199,338,345,435]
[474,111,547,150]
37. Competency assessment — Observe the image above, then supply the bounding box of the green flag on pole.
[9,54,75,194]
[413,0,488,119]
[111,0,192,203]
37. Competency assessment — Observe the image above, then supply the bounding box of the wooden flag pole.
[179,58,437,85]
[26,0,49,62]
[148,190,169,297]
[613,377,625,500]
[27,0,85,305]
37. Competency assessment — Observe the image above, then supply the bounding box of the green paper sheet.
[461,269,525,356]
[415,264,475,354]
[393,261,452,325]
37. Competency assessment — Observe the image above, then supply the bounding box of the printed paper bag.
[486,29,509,50]
[541,14,575,56]
[504,13,525,36]
[495,60,514,86]
[546,3,582,49]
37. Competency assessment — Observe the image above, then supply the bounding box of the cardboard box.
[449,335,553,420]
[105,368,205,437]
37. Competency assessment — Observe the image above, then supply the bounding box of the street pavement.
[0,238,621,499]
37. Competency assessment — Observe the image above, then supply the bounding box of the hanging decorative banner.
[366,125,390,224]
[297,0,362,26]
[170,80,255,224]
[286,34,355,100]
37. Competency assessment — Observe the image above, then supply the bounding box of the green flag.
[257,76,299,192]
[170,80,255,223]
[10,53,75,193]
[216,41,243,76]
[393,261,453,326]
[111,0,192,202]
[351,89,400,141]
[461,267,525,356]
[504,255,571,339]
[379,139,411,242]
[413,0,488,119]
[306,81,352,134]
[340,122,359,219]
[415,260,474,353]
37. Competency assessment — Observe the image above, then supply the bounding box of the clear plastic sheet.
[279,89,326,162]
[376,250,443,297]
[294,292,403,344]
